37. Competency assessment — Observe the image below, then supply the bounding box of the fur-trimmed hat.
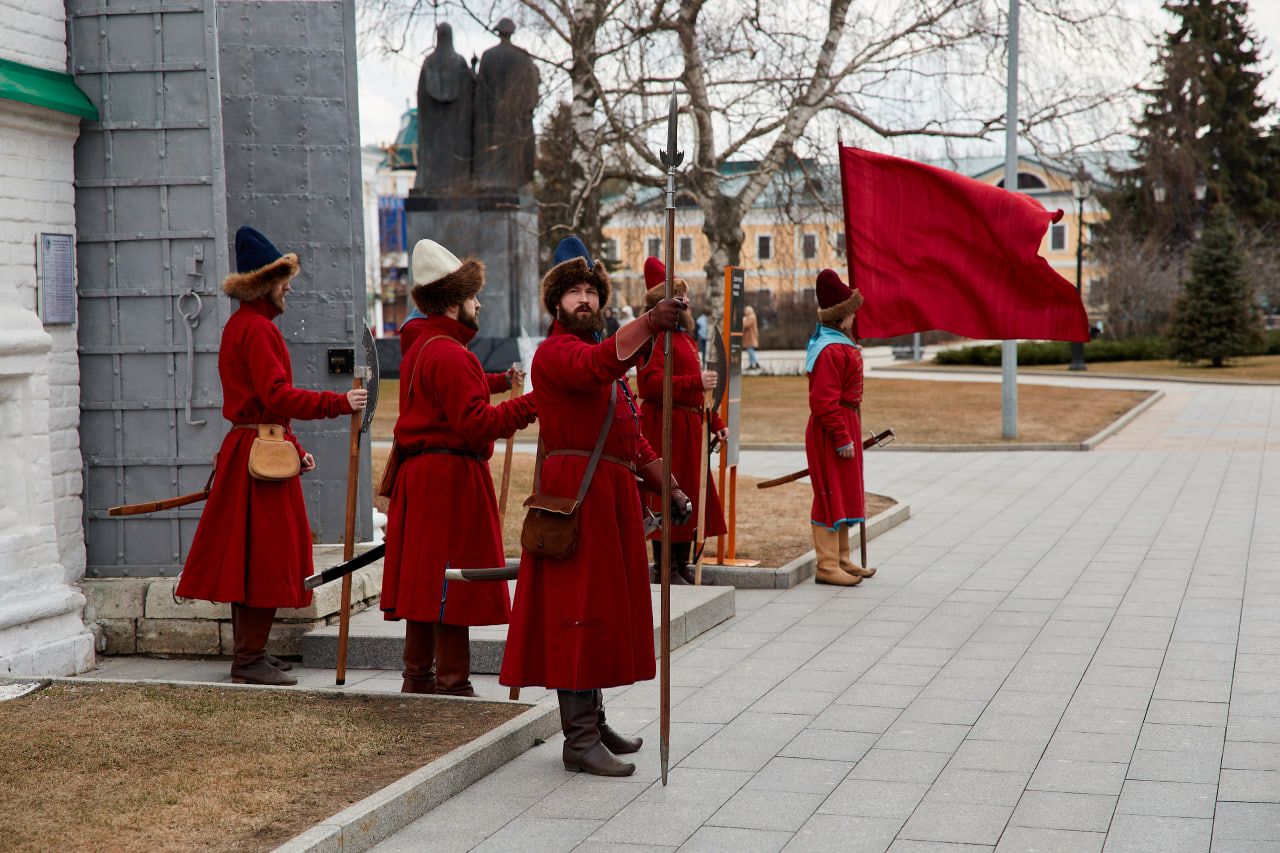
[642,256,689,310]
[541,235,610,315]
[222,226,299,302]
[816,268,863,325]
[410,239,484,315]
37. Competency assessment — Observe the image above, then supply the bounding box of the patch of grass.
[373,447,893,568]
[738,376,1153,446]
[1007,356,1280,382]
[0,683,523,853]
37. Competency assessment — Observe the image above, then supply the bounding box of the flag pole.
[1001,0,1020,439]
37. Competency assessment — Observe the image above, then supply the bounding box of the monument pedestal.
[405,194,542,371]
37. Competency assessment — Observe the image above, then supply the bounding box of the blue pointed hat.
[552,236,591,267]
[222,225,299,301]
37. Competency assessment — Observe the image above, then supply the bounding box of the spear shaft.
[658,87,683,787]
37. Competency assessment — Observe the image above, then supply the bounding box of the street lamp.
[1070,163,1092,371]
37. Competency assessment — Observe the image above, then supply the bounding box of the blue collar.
[805,324,858,373]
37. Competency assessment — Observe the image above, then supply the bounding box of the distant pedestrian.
[696,312,709,360]
[618,305,635,327]
[604,306,620,337]
[743,304,761,371]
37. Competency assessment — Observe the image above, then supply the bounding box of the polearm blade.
[658,84,682,787]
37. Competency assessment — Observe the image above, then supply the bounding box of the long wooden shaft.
[693,402,711,586]
[335,376,362,686]
[727,466,738,559]
[659,169,676,787]
[497,372,519,527]
[860,520,868,568]
[108,490,207,516]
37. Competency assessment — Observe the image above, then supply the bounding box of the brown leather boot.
[230,605,297,685]
[435,623,478,697]
[838,526,876,578]
[401,619,437,694]
[814,525,860,587]
[231,605,293,672]
[596,690,642,754]
[651,542,692,585]
[559,690,635,776]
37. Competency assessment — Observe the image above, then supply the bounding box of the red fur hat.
[815,268,863,324]
[644,256,666,289]
[642,256,689,309]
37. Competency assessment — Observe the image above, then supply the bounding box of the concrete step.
[302,576,735,673]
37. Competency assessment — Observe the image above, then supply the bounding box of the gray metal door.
[69,0,230,577]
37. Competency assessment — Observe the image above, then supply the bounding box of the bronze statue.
[414,23,474,194]
[472,18,540,192]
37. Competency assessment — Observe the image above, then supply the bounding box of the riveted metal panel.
[71,0,231,577]
[216,0,370,542]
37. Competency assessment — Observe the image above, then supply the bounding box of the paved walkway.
[368,381,1280,852]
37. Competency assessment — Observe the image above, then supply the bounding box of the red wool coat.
[637,331,727,542]
[401,314,512,395]
[805,342,866,530]
[177,299,353,608]
[380,316,535,625]
[500,321,658,690]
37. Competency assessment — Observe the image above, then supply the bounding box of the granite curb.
[1081,388,1166,448]
[699,499,911,589]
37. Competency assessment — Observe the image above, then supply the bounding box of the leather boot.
[231,605,293,672]
[401,619,437,694]
[596,690,642,754]
[435,623,478,697]
[651,542,691,585]
[230,606,297,685]
[814,525,860,587]
[838,526,876,578]
[672,542,697,586]
[559,690,635,776]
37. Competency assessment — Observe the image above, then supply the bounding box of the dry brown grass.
[0,683,523,853]
[373,447,893,568]
[738,376,1153,446]
[909,354,1280,382]
[374,375,1150,448]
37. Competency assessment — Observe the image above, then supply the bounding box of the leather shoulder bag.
[520,383,617,560]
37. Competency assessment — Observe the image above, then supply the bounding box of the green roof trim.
[0,57,98,120]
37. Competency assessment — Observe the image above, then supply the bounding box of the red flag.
[839,146,1089,343]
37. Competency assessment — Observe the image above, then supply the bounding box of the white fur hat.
[412,239,463,287]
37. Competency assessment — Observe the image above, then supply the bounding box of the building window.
[757,234,772,261]
[601,239,619,262]
[802,233,818,260]
[834,231,846,258]
[1049,223,1067,252]
[679,236,693,263]
[647,237,661,259]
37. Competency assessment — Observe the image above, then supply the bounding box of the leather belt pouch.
[520,494,581,560]
[247,424,300,481]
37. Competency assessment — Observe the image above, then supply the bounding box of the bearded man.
[379,239,536,695]
[178,226,367,685]
[500,236,689,777]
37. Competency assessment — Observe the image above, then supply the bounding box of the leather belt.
[640,400,702,414]
[402,446,486,463]
[547,449,635,472]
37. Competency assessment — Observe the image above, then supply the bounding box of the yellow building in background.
[602,155,1118,320]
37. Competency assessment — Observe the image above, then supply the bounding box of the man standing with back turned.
[500,236,690,777]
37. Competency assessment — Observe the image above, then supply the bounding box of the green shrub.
[934,337,1170,366]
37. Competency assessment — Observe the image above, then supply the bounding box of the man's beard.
[270,292,287,313]
[458,304,480,331]
[559,305,605,335]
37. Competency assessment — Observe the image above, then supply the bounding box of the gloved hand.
[670,487,693,525]
[645,297,688,334]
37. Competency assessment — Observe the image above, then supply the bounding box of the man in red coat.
[636,257,728,584]
[805,269,875,587]
[401,307,521,393]
[500,236,689,777]
[178,226,367,685]
[379,239,536,696]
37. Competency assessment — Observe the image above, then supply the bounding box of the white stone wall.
[0,0,94,675]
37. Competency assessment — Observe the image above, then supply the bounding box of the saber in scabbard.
[303,542,385,590]
[755,428,895,490]
[657,85,683,788]
[108,467,216,516]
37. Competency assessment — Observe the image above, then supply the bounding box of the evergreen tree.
[1101,0,1280,243]
[1167,207,1261,366]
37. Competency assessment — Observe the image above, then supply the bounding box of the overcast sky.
[354,1,1280,155]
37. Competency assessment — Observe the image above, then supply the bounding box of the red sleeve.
[285,431,306,460]
[850,348,864,405]
[710,409,726,433]
[638,340,703,404]
[534,334,634,395]
[486,372,512,394]
[636,348,662,402]
[244,321,354,420]
[433,348,535,441]
[634,428,658,469]
[809,348,853,448]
